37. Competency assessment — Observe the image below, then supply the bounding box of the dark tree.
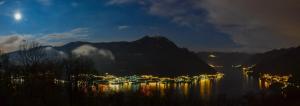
[63,55,97,81]
[17,40,47,77]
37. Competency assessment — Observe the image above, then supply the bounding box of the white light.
[14,11,22,21]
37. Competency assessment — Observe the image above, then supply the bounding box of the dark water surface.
[80,67,261,100]
[0,68,275,106]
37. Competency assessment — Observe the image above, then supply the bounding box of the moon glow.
[14,11,22,21]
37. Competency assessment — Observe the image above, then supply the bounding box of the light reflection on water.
[9,68,269,100]
[199,78,212,99]
[259,78,271,89]
[78,77,223,100]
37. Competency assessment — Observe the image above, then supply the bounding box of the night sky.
[0,0,299,53]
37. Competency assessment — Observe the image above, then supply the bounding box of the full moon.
[14,12,22,21]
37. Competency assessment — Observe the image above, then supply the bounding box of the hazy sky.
[0,0,299,53]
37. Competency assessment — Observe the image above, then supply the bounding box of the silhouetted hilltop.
[54,36,215,76]
[247,46,300,76]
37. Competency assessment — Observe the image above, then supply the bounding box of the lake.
[76,67,264,100]
[0,67,283,106]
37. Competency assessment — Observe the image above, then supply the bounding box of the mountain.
[52,36,216,76]
[197,52,252,67]
[247,47,300,76]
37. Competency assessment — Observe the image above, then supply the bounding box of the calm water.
[1,67,283,106]
[78,67,263,100]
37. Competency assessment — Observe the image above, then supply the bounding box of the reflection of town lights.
[51,73,227,97]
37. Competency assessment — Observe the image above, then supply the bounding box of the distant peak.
[69,41,89,44]
[66,41,91,45]
[136,35,171,42]
[134,35,178,48]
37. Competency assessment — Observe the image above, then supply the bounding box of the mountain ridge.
[49,36,216,76]
[245,46,300,76]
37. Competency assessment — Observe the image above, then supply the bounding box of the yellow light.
[259,73,291,89]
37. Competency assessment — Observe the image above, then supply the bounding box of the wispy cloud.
[0,1,5,5]
[107,0,204,27]
[201,0,300,51]
[46,28,89,39]
[0,28,91,53]
[0,34,32,53]
[39,28,90,46]
[117,25,130,31]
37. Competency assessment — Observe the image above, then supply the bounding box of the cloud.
[201,0,300,51]
[0,28,90,53]
[72,45,98,56]
[39,28,90,46]
[46,28,89,39]
[117,25,130,30]
[108,0,300,52]
[72,45,115,71]
[72,45,115,60]
[44,47,68,59]
[147,0,205,27]
[107,0,205,27]
[37,0,52,6]
[0,34,32,53]
[0,1,5,5]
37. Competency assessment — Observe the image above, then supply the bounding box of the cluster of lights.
[240,65,297,90]
[55,72,224,86]
[241,65,256,75]
[259,74,291,89]
[99,73,225,84]
[9,76,25,84]
[54,78,67,84]
[8,72,224,87]
[242,67,254,75]
[72,73,224,96]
